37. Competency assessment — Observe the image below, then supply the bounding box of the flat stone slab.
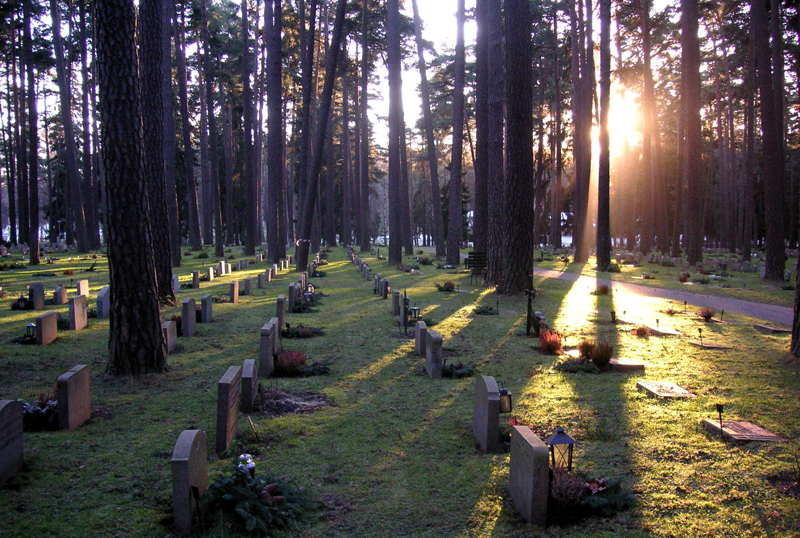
[499,310,518,315]
[753,323,791,335]
[609,358,645,372]
[637,381,694,398]
[645,325,681,336]
[687,340,733,350]
[701,420,786,443]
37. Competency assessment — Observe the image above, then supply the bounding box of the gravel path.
[533,266,794,326]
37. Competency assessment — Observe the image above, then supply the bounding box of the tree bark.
[682,0,703,265]
[473,0,489,253]
[359,0,371,252]
[266,0,284,263]
[80,0,99,250]
[485,0,504,284]
[596,0,611,269]
[96,0,166,375]
[23,0,39,264]
[341,52,353,246]
[387,0,403,264]
[161,0,181,266]
[447,0,466,267]
[242,0,256,255]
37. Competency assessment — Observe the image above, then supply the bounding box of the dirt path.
[533,266,793,326]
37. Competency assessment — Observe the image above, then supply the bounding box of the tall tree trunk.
[297,0,318,214]
[596,0,611,269]
[359,1,371,252]
[387,0,403,264]
[499,0,533,294]
[400,122,413,256]
[325,98,336,246]
[682,0,703,265]
[6,20,18,245]
[174,4,202,250]
[23,0,39,264]
[266,0,284,263]
[80,0,99,249]
[473,0,489,252]
[199,67,213,246]
[447,0,466,267]
[638,0,655,254]
[17,16,29,247]
[140,0,174,302]
[411,0,444,258]
[485,0,504,284]
[242,0,256,255]
[96,0,166,375]
[550,10,562,249]
[341,52,352,246]
[295,0,347,270]
[161,0,181,266]
[352,64,362,247]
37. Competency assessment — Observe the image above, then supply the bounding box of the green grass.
[0,247,799,537]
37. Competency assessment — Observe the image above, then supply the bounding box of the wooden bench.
[465,251,488,284]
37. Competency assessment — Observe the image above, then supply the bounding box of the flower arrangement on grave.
[641,272,655,280]
[420,256,432,266]
[10,294,31,310]
[633,325,650,337]
[589,341,613,370]
[693,276,710,285]
[317,258,328,265]
[700,307,716,322]
[273,350,331,377]
[196,250,209,259]
[592,284,610,295]
[201,442,319,536]
[169,314,183,336]
[63,269,74,276]
[473,305,499,315]
[538,328,563,354]
[292,297,316,314]
[435,281,456,293]
[441,360,475,378]
[19,387,59,432]
[195,306,202,322]
[547,468,636,524]
[678,272,690,283]
[212,295,229,303]
[310,269,326,278]
[281,324,325,339]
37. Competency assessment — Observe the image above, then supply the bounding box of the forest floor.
[0,246,799,537]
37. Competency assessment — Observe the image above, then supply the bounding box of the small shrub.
[435,281,456,293]
[641,273,655,280]
[282,324,325,338]
[577,339,596,358]
[634,325,650,337]
[693,277,710,285]
[665,307,677,315]
[607,263,621,273]
[700,307,716,322]
[590,341,614,369]
[678,272,689,283]
[420,257,432,266]
[197,250,209,259]
[555,359,599,373]
[594,284,610,295]
[63,269,74,276]
[274,350,308,377]
[473,305,498,315]
[539,329,562,354]
[442,360,475,378]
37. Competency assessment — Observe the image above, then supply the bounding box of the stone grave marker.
[206,267,215,282]
[473,376,501,453]
[364,265,370,280]
[415,321,428,357]
[287,284,296,313]
[381,278,390,299]
[688,340,733,350]
[266,268,273,283]
[191,271,199,290]
[259,321,276,377]
[509,425,548,526]
[272,263,278,276]
[701,419,786,443]
[276,295,286,331]
[229,281,239,304]
[257,273,265,289]
[200,294,213,323]
[608,358,645,372]
[76,279,89,297]
[637,381,694,398]
[242,277,253,296]
[645,324,681,337]
[256,254,262,263]
[241,359,258,413]
[225,262,232,274]
[53,285,67,305]
[96,286,110,319]
[391,290,400,316]
[182,298,196,337]
[163,321,178,353]
[426,330,443,378]
[216,366,242,453]
[269,316,280,354]
[36,311,58,345]
[217,262,225,276]
[0,400,24,487]
[29,283,45,310]
[374,274,380,294]
[753,323,791,335]
[57,365,91,430]
[68,295,88,330]
[173,274,180,294]
[171,429,208,537]
[742,261,751,272]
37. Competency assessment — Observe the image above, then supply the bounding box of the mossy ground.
[0,247,798,537]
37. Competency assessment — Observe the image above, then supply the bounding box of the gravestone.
[217,262,225,276]
[57,365,91,430]
[256,254,262,263]
[364,265,370,280]
[753,323,791,335]
[216,366,242,453]
[206,267,215,282]
[266,268,273,283]
[608,358,644,372]
[509,425,549,526]
[242,277,253,296]
[53,285,67,305]
[272,263,278,276]
[0,400,24,487]
[171,430,208,537]
[192,271,200,290]
[426,330,443,378]
[259,321,276,377]
[759,263,766,279]
[381,278,390,299]
[276,295,286,331]
[742,261,751,272]
[173,274,180,294]
[415,321,428,357]
[182,298,196,337]
[257,274,265,289]
[200,294,213,323]
[288,283,297,313]
[162,321,178,353]
[96,286,110,319]
[229,281,239,304]
[473,376,501,453]
[701,419,786,443]
[76,279,89,297]
[68,295,88,330]
[29,283,45,310]
[241,359,258,413]
[374,274,380,294]
[36,311,58,345]
[637,381,694,398]
[392,291,400,316]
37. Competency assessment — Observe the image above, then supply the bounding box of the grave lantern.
[498,383,512,414]
[409,306,421,321]
[545,427,576,472]
[17,294,27,309]
[306,283,315,294]
[26,322,36,339]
